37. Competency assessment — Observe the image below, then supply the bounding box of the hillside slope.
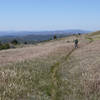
[58,34,100,99]
[0,33,100,100]
[90,30,100,36]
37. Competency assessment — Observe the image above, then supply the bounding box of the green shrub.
[0,43,10,50]
[3,43,10,49]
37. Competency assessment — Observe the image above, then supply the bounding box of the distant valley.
[0,30,91,43]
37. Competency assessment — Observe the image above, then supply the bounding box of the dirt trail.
[50,35,94,100]
[51,48,75,100]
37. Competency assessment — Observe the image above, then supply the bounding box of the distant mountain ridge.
[0,29,91,36]
[0,30,91,43]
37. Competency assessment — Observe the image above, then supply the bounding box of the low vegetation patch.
[0,43,10,50]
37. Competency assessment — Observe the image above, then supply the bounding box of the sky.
[0,0,100,31]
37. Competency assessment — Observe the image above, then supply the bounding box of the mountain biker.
[74,39,78,48]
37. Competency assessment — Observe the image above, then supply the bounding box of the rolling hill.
[0,31,100,100]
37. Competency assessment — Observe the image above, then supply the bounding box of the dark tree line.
[0,39,19,50]
[0,35,59,50]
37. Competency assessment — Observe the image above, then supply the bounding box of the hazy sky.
[0,0,100,31]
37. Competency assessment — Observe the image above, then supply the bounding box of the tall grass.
[0,58,54,100]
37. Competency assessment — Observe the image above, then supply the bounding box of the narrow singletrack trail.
[51,48,75,100]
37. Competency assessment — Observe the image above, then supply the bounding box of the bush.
[24,41,27,44]
[3,43,10,49]
[0,43,10,50]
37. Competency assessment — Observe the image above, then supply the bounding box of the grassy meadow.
[0,33,100,100]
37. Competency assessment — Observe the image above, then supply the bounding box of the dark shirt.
[75,39,78,44]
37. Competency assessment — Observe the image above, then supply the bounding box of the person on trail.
[74,39,78,48]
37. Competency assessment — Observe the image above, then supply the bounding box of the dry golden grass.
[0,37,75,66]
[57,34,100,99]
[0,33,100,100]
[0,36,75,100]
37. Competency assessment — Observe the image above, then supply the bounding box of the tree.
[24,41,27,44]
[53,35,57,40]
[78,33,81,35]
[0,41,2,46]
[11,39,18,45]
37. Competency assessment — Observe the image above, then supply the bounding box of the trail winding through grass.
[51,48,75,100]
[50,35,94,100]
